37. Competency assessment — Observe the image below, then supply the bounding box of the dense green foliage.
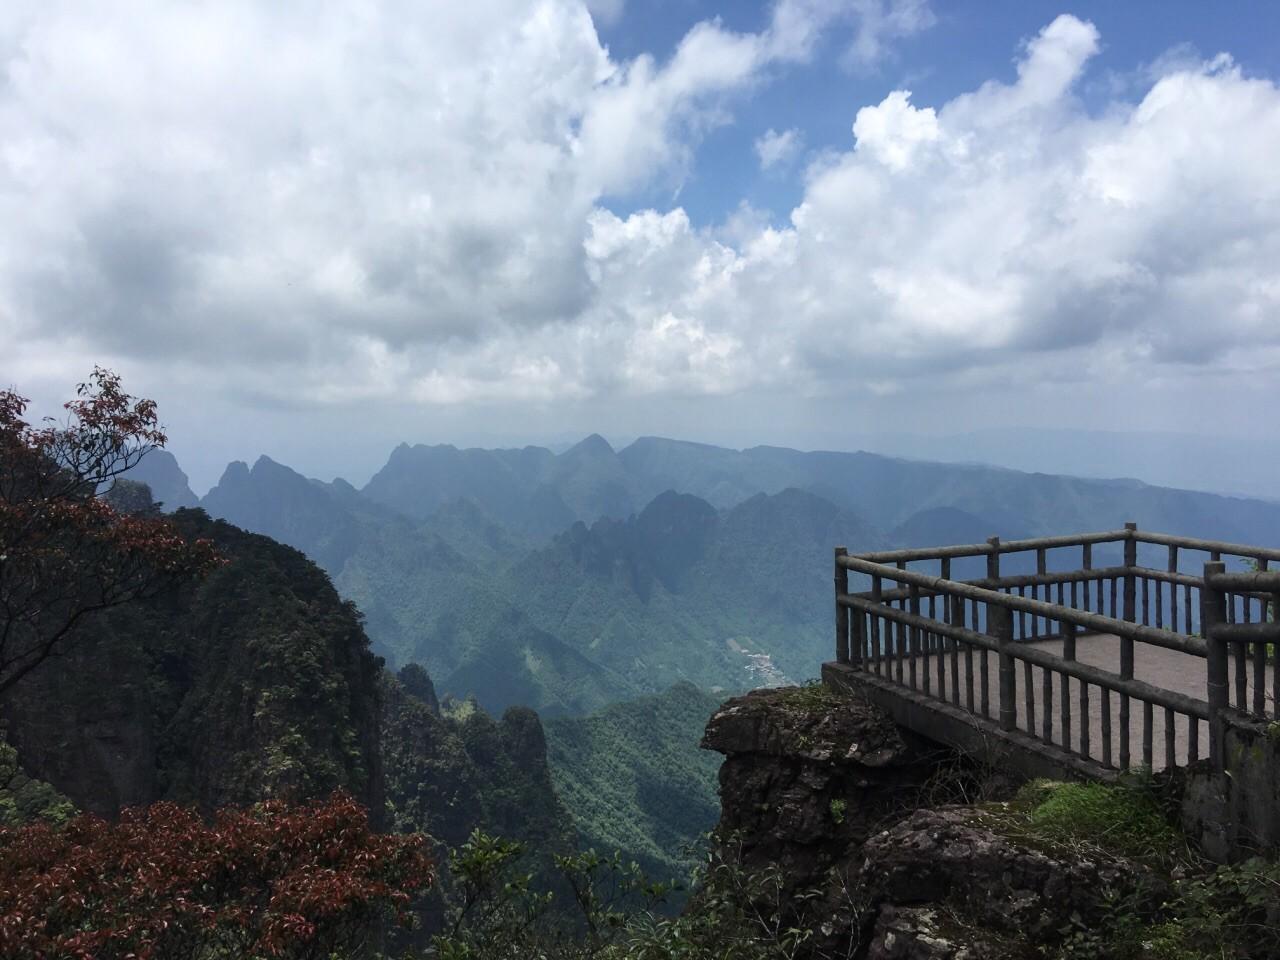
[545,684,724,882]
[0,735,74,827]
[425,828,837,960]
[382,668,574,854]
[2,507,383,814]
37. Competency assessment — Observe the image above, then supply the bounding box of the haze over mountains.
[127,434,1280,718]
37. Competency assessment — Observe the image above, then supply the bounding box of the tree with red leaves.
[0,790,434,959]
[0,368,221,696]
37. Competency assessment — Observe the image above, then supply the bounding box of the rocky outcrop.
[861,808,1163,958]
[701,685,935,887]
[380,674,573,852]
[122,449,199,511]
[865,906,1003,960]
[700,686,1167,959]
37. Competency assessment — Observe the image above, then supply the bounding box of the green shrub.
[427,829,858,960]
[1019,779,1184,866]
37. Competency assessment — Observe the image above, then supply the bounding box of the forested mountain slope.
[2,491,581,873]
[517,488,882,692]
[165,435,1280,715]
[382,666,573,853]
[2,506,384,816]
[544,683,723,881]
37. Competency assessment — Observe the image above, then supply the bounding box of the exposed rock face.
[380,675,572,852]
[700,686,1165,959]
[866,906,1000,960]
[862,808,1162,957]
[701,686,935,886]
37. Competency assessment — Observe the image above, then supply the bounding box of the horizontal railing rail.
[851,528,1132,564]
[839,555,1207,656]
[833,523,1280,777]
[1135,531,1280,564]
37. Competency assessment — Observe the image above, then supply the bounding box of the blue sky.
[596,1,1280,227]
[2,1,1279,491]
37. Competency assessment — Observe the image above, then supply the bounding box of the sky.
[2,0,1279,493]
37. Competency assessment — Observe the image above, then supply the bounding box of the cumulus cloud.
[0,0,860,407]
[585,14,1280,395]
[754,127,802,170]
[2,4,1279,437]
[851,91,939,171]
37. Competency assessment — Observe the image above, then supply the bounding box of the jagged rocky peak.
[638,488,717,524]
[248,454,310,483]
[397,663,440,716]
[499,707,548,775]
[214,459,251,487]
[330,476,358,496]
[204,455,328,502]
[123,449,199,510]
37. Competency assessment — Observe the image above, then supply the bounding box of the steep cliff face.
[701,687,1166,959]
[381,670,573,852]
[2,508,384,816]
[701,685,936,894]
[3,500,578,873]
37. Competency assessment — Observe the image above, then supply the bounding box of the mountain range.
[128,434,1280,716]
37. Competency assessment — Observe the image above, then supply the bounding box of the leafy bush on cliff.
[427,828,827,960]
[0,791,432,960]
[1019,778,1185,866]
[0,368,221,697]
[0,735,74,827]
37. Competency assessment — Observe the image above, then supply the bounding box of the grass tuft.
[1015,779,1184,867]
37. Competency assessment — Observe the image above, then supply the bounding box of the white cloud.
[2,4,1278,452]
[846,0,936,69]
[0,0,837,401]
[586,13,1280,395]
[755,127,802,170]
[851,90,939,171]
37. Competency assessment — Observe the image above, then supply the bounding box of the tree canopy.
[0,368,220,695]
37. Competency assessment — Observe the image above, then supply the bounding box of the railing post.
[1120,522,1137,770]
[989,602,1016,732]
[1202,561,1229,770]
[1272,587,1280,717]
[835,547,850,665]
[1123,522,1138,624]
[986,536,1001,586]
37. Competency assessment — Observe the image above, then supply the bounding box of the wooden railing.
[834,524,1280,774]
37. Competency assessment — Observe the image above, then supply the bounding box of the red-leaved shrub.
[0,790,433,959]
